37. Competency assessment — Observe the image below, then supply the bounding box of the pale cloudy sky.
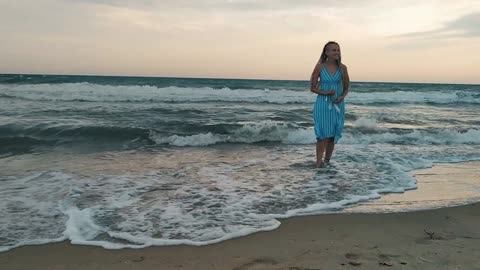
[1,0,479,83]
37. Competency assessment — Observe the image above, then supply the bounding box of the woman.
[310,41,350,168]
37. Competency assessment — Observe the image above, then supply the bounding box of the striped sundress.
[313,65,345,143]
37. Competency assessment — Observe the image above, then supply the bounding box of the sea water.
[1,74,479,251]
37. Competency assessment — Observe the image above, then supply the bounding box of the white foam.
[285,128,316,144]
[1,83,478,104]
[0,83,312,104]
[1,143,479,252]
[150,119,480,147]
[105,220,281,247]
[149,120,316,146]
[63,207,103,243]
[0,172,72,252]
[152,132,226,146]
[349,90,480,104]
[344,128,480,145]
[353,117,382,131]
[281,193,382,217]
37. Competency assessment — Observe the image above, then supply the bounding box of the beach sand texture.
[1,161,479,270]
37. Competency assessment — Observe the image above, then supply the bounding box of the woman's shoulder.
[316,59,325,66]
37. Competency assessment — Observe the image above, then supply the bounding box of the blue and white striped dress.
[313,65,345,143]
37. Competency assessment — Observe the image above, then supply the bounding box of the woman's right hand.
[325,90,336,95]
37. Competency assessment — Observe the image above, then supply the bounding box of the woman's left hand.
[333,96,344,104]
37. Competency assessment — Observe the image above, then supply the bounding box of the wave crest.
[1,83,479,105]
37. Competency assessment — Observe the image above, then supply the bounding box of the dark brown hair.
[319,41,341,64]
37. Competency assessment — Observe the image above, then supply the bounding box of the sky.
[1,0,479,83]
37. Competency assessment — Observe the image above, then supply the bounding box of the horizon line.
[0,72,478,86]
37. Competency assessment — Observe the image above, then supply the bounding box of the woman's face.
[326,44,341,61]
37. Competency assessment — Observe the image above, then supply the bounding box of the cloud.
[0,1,103,37]
[66,0,378,11]
[443,12,480,37]
[65,0,156,9]
[392,12,480,39]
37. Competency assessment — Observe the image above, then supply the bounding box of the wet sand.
[1,161,479,270]
[346,161,480,213]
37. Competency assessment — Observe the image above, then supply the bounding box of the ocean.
[1,74,479,251]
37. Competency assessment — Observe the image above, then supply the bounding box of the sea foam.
[1,83,479,105]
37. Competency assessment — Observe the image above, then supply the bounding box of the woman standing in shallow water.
[310,41,350,168]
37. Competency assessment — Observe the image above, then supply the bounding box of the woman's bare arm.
[341,64,350,98]
[310,63,334,95]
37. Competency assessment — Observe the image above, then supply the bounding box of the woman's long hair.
[318,41,348,88]
[319,41,340,64]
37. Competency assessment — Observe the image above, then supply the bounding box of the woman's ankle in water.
[316,160,326,168]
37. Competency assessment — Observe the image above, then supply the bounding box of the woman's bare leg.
[316,139,327,167]
[325,138,335,163]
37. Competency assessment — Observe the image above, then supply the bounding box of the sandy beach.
[1,161,479,270]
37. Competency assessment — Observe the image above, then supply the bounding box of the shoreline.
[1,161,480,269]
[346,160,480,213]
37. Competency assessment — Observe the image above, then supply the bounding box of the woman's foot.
[324,158,330,164]
[316,161,326,168]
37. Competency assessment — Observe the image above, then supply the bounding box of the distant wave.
[0,83,309,104]
[343,128,480,145]
[0,136,55,154]
[149,122,314,146]
[0,124,152,149]
[1,83,479,105]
